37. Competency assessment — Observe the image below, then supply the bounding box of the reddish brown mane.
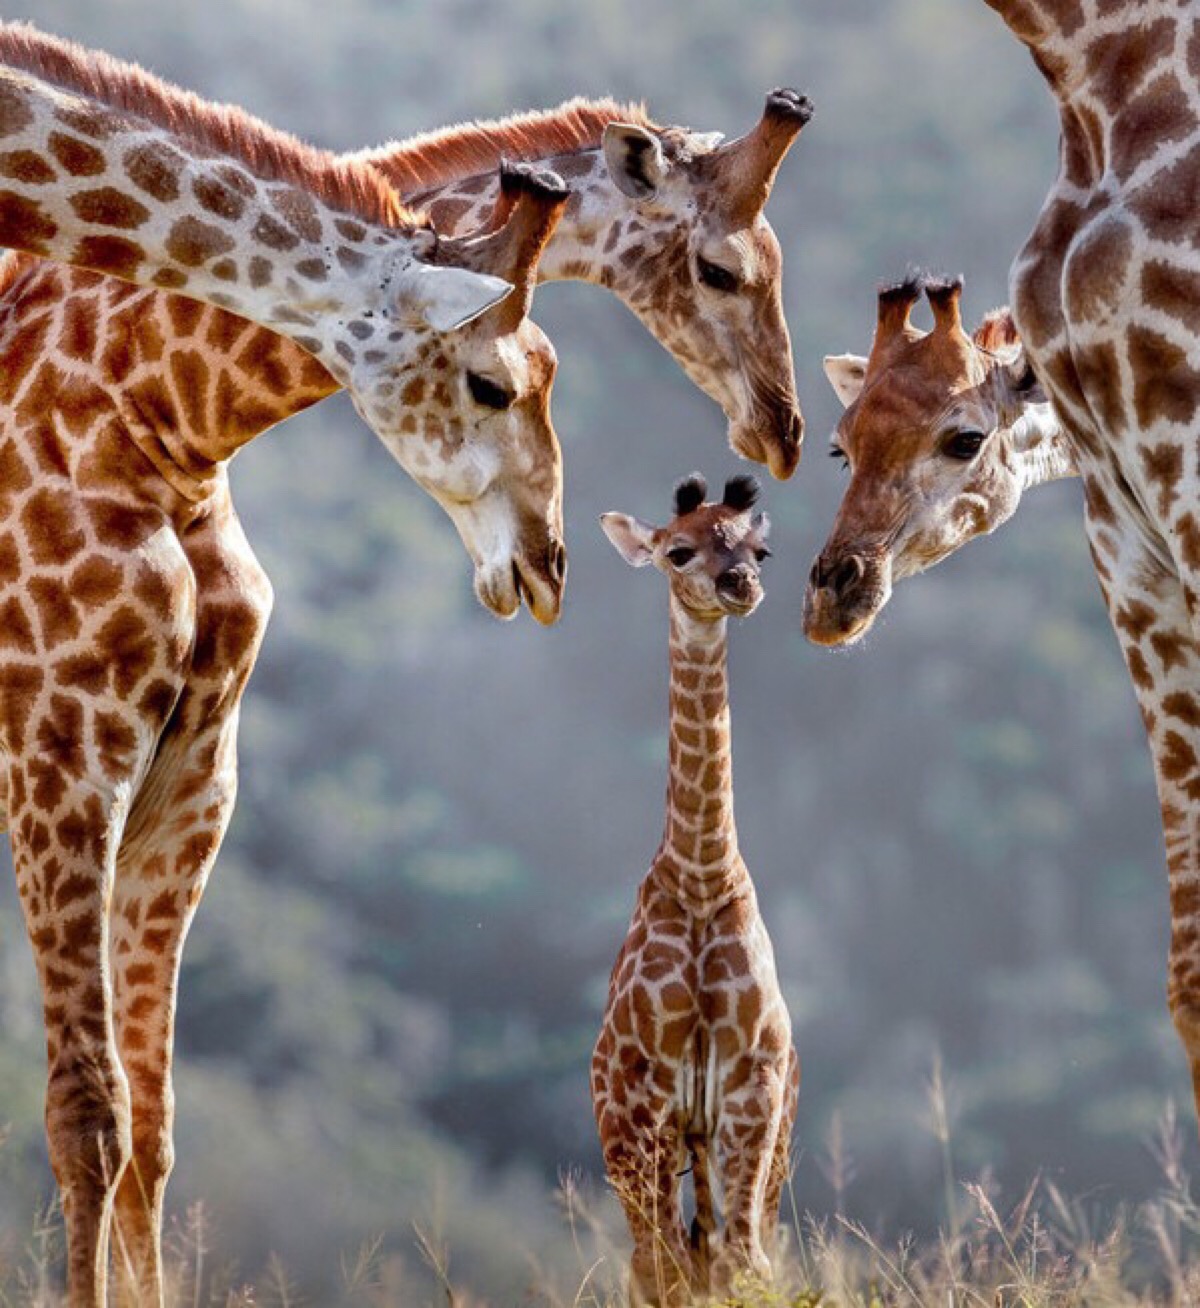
[973,307,1021,353]
[356,97,658,196]
[0,21,423,231]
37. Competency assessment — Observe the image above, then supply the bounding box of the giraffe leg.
[110,501,270,1307]
[9,765,140,1308]
[761,1045,799,1250]
[593,1003,693,1305]
[596,1112,691,1308]
[1087,509,1200,1126]
[108,717,238,1307]
[697,901,793,1294]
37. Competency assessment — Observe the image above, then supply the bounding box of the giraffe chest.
[1014,173,1200,566]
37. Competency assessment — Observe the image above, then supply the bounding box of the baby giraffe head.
[804,273,1074,647]
[600,473,771,621]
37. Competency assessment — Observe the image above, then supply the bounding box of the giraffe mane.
[355,97,661,195]
[0,21,424,232]
[0,249,36,297]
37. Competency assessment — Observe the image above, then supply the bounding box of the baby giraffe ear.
[600,512,658,567]
[603,123,669,200]
[823,354,869,408]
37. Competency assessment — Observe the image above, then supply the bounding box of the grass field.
[4,1103,1200,1307]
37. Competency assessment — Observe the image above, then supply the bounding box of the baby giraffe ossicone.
[593,474,798,1306]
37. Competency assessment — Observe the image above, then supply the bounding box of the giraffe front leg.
[592,1029,693,1305]
[9,761,137,1308]
[709,1042,792,1296]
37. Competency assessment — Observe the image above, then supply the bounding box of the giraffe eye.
[754,546,772,562]
[944,428,987,460]
[696,256,739,293]
[468,372,513,410]
[666,546,696,567]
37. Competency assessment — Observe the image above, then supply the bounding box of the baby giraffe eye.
[829,445,850,471]
[696,256,739,293]
[666,546,697,567]
[754,546,772,562]
[468,372,514,410]
[944,428,987,461]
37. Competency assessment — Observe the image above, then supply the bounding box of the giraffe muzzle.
[802,548,892,647]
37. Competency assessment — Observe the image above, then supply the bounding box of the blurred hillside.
[0,0,1188,1301]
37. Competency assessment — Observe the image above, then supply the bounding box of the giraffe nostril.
[547,537,567,586]
[831,555,864,598]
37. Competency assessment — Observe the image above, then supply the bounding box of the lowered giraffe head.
[601,91,812,479]
[601,472,770,620]
[372,163,570,624]
[803,274,1075,647]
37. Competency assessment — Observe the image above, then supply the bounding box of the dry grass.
[3,1101,1200,1306]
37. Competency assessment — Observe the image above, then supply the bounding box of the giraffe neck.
[984,0,1175,100]
[0,48,421,392]
[655,595,744,910]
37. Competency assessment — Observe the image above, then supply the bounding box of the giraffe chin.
[801,591,882,648]
[729,412,802,481]
[474,559,563,626]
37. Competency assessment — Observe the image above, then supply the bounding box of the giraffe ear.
[603,123,669,200]
[600,512,658,566]
[823,354,868,409]
[404,263,514,332]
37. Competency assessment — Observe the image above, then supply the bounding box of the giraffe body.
[593,476,797,1306]
[0,25,583,1306]
[805,0,1200,1135]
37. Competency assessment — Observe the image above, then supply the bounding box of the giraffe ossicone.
[593,474,797,1306]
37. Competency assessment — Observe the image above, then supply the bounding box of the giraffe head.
[359,164,570,624]
[803,274,1074,647]
[601,90,812,479]
[600,473,771,620]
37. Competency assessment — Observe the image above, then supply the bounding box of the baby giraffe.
[593,474,798,1306]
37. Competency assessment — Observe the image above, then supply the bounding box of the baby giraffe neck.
[657,593,742,911]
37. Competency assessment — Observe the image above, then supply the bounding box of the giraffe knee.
[45,1056,133,1199]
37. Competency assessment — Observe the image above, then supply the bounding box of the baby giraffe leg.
[597,1113,692,1307]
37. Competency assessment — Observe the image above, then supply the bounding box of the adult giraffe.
[807,0,1200,1130]
[0,23,576,1307]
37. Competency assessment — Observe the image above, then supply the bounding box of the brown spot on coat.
[194,174,247,221]
[72,234,143,280]
[0,82,33,137]
[21,490,86,566]
[1128,325,1200,428]
[0,189,57,253]
[166,215,235,267]
[0,150,54,184]
[70,186,150,229]
[124,141,183,202]
[47,131,105,176]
